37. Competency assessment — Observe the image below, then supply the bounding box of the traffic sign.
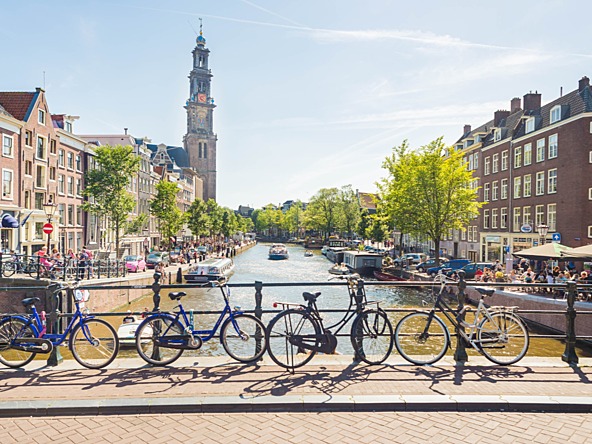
[42,223,53,234]
[552,232,561,243]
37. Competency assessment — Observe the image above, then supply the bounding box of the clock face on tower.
[198,93,207,103]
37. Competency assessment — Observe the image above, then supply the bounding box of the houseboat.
[342,251,383,276]
[184,257,235,283]
[268,243,289,260]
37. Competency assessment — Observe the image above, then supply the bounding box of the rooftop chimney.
[463,124,471,135]
[510,97,521,113]
[579,76,590,92]
[523,91,542,112]
[124,128,128,135]
[494,110,510,127]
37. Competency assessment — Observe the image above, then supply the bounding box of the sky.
[2,0,591,210]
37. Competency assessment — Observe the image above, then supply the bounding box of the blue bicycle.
[0,282,119,369]
[134,280,267,366]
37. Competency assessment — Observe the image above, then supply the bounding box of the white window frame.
[548,169,557,194]
[525,117,535,133]
[536,139,545,162]
[548,134,558,159]
[523,143,532,165]
[535,205,545,227]
[484,183,490,202]
[501,150,508,171]
[550,105,561,124]
[491,208,498,229]
[501,207,508,229]
[513,207,521,232]
[501,178,508,200]
[589,188,592,200]
[548,204,556,232]
[536,171,545,195]
[514,176,521,199]
[492,153,499,173]
[483,209,490,229]
[36,135,46,161]
[494,129,501,142]
[2,134,14,158]
[514,146,522,168]
[58,174,65,195]
[523,174,532,197]
[484,157,491,175]
[523,206,531,225]
[492,181,498,201]
[589,226,592,238]
[38,109,46,125]
[473,152,479,169]
[2,168,14,199]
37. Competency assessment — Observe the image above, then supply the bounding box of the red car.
[124,255,147,273]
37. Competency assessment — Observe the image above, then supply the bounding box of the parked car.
[395,253,428,266]
[427,259,471,277]
[124,255,147,273]
[416,258,449,273]
[146,252,170,269]
[445,262,491,280]
[169,249,181,263]
[197,245,208,254]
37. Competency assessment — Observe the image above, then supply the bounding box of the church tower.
[184,21,217,201]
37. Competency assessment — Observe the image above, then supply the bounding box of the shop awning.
[513,242,573,261]
[560,244,592,261]
[1,214,19,228]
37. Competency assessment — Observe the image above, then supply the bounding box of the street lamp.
[537,223,549,245]
[43,196,57,251]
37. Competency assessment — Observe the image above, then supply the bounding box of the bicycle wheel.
[266,309,320,369]
[0,317,38,368]
[350,309,393,365]
[26,263,39,277]
[394,312,449,365]
[135,315,185,366]
[70,318,119,369]
[2,262,16,277]
[221,314,267,363]
[477,313,529,365]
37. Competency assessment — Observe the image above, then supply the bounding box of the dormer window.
[525,117,535,134]
[550,105,561,124]
[65,121,73,132]
[463,139,474,149]
[494,128,501,142]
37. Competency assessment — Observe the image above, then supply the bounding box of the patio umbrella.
[560,244,592,261]
[513,242,573,261]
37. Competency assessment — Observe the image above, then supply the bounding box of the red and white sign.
[42,223,53,234]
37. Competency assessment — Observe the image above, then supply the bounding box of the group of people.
[34,245,94,279]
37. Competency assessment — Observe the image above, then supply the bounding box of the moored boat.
[328,263,350,275]
[185,257,235,283]
[268,243,289,260]
[342,251,383,276]
[304,250,314,257]
[373,270,407,281]
[117,312,151,348]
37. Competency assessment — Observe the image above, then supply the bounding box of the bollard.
[46,282,63,366]
[176,267,182,283]
[150,272,162,362]
[254,281,263,356]
[562,281,579,365]
[453,270,469,363]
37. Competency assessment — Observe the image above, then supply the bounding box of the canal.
[117,242,591,359]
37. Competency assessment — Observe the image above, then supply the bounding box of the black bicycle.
[265,274,394,370]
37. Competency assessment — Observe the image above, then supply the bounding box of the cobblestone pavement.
[1,411,591,444]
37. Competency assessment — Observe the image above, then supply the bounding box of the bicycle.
[134,278,267,366]
[0,281,119,369]
[394,271,529,365]
[265,273,393,370]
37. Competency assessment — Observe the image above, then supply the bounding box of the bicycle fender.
[2,315,41,337]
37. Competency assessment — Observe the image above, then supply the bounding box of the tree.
[205,199,224,237]
[304,188,340,239]
[150,180,185,249]
[282,201,304,237]
[221,208,239,238]
[337,185,361,238]
[187,198,210,239]
[377,137,481,265]
[82,144,140,258]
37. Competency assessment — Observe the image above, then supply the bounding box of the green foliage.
[125,213,148,235]
[303,188,340,238]
[283,200,304,235]
[187,198,209,238]
[337,185,361,237]
[150,180,186,249]
[82,144,140,258]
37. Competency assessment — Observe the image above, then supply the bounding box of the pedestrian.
[77,249,89,280]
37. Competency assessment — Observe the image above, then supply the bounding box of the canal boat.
[304,250,314,257]
[342,251,383,276]
[268,243,289,260]
[117,312,151,348]
[185,257,235,283]
[328,263,350,275]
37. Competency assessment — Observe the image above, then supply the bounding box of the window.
[473,152,479,169]
[461,229,466,241]
[501,207,508,229]
[2,169,13,198]
[24,190,30,209]
[536,139,545,162]
[35,165,45,188]
[25,160,32,176]
[484,183,490,202]
[548,204,556,231]
[492,154,499,173]
[525,117,535,133]
[58,204,65,225]
[58,149,65,167]
[50,139,57,155]
[67,204,74,226]
[548,169,557,193]
[25,130,32,147]
[494,129,501,142]
[58,175,65,194]
[65,121,72,133]
[34,192,44,210]
[36,136,46,160]
[483,209,490,229]
[492,181,498,201]
[49,167,56,181]
[523,174,532,197]
[514,177,521,199]
[513,207,521,232]
[76,206,82,225]
[514,146,522,168]
[501,150,508,171]
[589,226,592,239]
[2,135,13,157]
[548,134,558,159]
[76,179,81,196]
[535,205,545,227]
[75,155,82,171]
[468,155,473,171]
[484,157,490,175]
[38,109,46,125]
[536,171,545,195]
[67,152,74,169]
[67,176,74,196]
[523,206,531,225]
[491,209,498,229]
[550,105,561,124]
[501,178,508,199]
[523,143,532,165]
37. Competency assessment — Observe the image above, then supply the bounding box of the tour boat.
[185,257,235,283]
[268,244,289,260]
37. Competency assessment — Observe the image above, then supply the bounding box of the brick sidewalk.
[1,356,591,416]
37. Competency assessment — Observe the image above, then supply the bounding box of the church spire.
[196,17,206,47]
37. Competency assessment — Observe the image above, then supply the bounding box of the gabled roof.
[357,192,377,213]
[0,91,39,121]
[146,144,190,168]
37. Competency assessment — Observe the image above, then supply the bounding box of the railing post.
[254,280,263,356]
[46,282,63,366]
[107,259,111,279]
[454,270,469,363]
[562,281,579,365]
[36,255,41,280]
[151,272,162,362]
[0,252,3,276]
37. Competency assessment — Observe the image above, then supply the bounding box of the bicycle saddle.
[168,291,187,300]
[302,291,321,303]
[21,297,40,308]
[475,287,495,297]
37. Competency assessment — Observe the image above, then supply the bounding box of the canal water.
[118,242,591,359]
